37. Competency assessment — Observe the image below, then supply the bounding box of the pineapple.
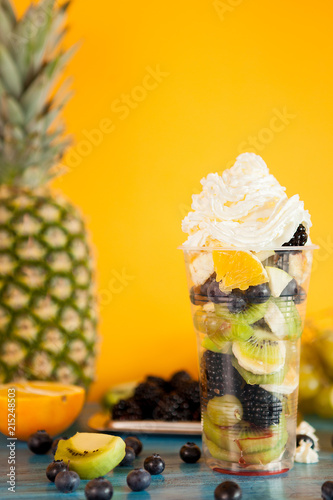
[0,0,98,387]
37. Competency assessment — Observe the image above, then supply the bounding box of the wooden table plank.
[0,405,332,500]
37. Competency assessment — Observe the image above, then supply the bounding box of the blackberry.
[177,380,200,408]
[282,224,308,247]
[112,398,143,421]
[169,370,192,391]
[133,382,164,419]
[153,393,192,421]
[202,351,244,399]
[241,385,282,428]
[145,375,170,393]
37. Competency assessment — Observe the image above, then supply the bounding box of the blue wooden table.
[0,404,332,500]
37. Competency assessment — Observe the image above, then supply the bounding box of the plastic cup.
[181,247,315,475]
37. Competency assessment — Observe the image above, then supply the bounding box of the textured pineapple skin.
[0,186,97,388]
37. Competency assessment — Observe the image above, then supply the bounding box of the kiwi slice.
[207,395,243,427]
[55,432,125,479]
[202,336,232,353]
[232,329,286,375]
[215,301,269,326]
[264,299,302,340]
[232,356,287,386]
[102,381,137,409]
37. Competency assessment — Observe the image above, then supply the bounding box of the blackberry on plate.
[133,382,164,419]
[282,224,308,247]
[241,385,282,428]
[202,351,244,399]
[112,398,143,421]
[177,380,200,408]
[153,393,192,421]
[170,370,192,391]
[145,375,170,392]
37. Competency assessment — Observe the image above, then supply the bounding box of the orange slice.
[0,381,85,440]
[212,250,268,291]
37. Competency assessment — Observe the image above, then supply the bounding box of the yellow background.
[15,0,333,400]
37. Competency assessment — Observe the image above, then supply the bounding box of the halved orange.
[0,382,85,441]
[213,250,268,291]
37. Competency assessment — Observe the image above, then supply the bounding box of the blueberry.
[296,434,315,449]
[119,446,136,466]
[27,430,53,454]
[85,476,113,500]
[214,481,242,500]
[227,290,247,314]
[54,470,80,493]
[46,460,67,482]
[322,481,333,500]
[207,280,229,304]
[144,454,165,475]
[126,468,151,492]
[51,436,69,455]
[280,278,298,297]
[179,442,201,463]
[245,283,271,304]
[125,436,142,456]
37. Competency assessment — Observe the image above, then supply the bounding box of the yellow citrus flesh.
[0,382,85,440]
[213,250,268,291]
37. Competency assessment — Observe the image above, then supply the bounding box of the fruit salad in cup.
[181,153,315,474]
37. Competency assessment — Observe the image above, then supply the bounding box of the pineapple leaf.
[0,0,17,26]
[5,95,25,126]
[0,42,22,97]
[0,5,13,45]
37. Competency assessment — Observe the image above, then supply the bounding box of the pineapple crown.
[0,0,75,188]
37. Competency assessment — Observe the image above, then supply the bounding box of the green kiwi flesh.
[207,395,243,426]
[232,356,287,385]
[214,301,269,325]
[232,329,286,375]
[55,432,126,479]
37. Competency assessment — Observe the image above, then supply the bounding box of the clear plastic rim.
[178,244,319,251]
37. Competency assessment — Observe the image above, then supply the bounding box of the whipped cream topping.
[295,441,319,464]
[296,421,319,450]
[182,153,311,250]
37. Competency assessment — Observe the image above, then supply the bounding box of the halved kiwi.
[54,432,125,479]
[232,329,286,375]
[215,301,269,325]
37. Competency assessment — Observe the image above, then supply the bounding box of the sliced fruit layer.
[203,413,286,455]
[204,435,287,465]
[213,251,269,291]
[0,382,85,440]
[232,329,286,375]
[55,432,126,479]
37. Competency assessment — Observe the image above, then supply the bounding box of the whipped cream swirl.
[182,153,311,250]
